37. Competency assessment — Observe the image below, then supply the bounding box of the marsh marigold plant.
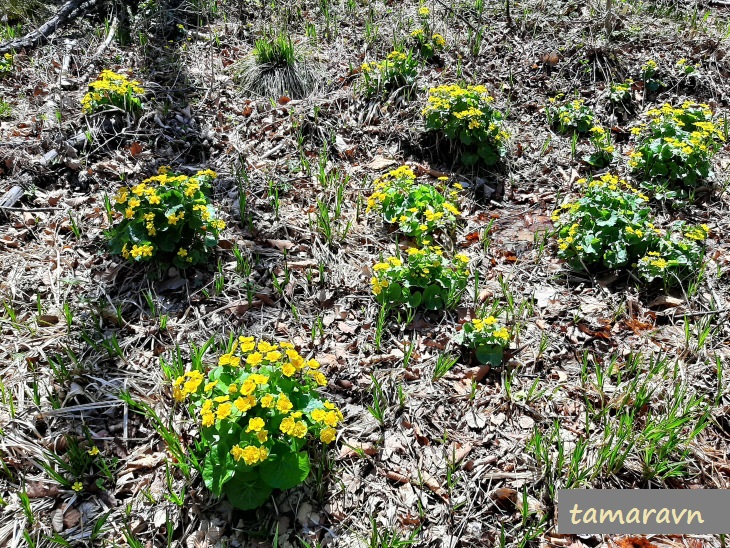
[108,167,225,268]
[423,84,509,166]
[366,166,462,242]
[551,174,659,271]
[636,221,708,288]
[174,337,343,510]
[546,95,595,134]
[81,69,144,114]
[454,316,511,365]
[361,50,418,98]
[628,101,724,193]
[371,245,470,310]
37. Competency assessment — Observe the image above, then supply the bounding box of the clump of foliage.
[586,125,615,168]
[637,222,708,288]
[423,84,509,166]
[640,59,665,92]
[628,101,725,194]
[361,50,418,98]
[410,29,446,61]
[108,167,225,269]
[174,338,343,510]
[609,79,633,107]
[454,316,511,366]
[546,95,595,134]
[233,33,320,99]
[552,174,659,271]
[0,53,13,76]
[366,166,462,242]
[371,246,470,310]
[0,99,10,119]
[81,69,144,114]
[409,7,445,62]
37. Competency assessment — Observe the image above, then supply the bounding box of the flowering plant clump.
[361,50,418,98]
[108,167,225,268]
[454,316,511,365]
[609,80,633,106]
[676,58,700,78]
[628,101,725,193]
[586,125,615,168]
[546,95,595,134]
[410,28,446,61]
[640,59,664,92]
[0,53,13,75]
[637,222,708,288]
[174,337,343,510]
[551,174,660,271]
[366,166,462,242]
[371,246,470,310]
[423,84,509,166]
[81,69,144,114]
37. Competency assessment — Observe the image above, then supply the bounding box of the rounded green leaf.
[259,451,311,490]
[475,344,504,366]
[224,472,272,510]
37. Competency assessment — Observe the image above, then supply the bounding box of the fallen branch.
[0,186,24,210]
[0,0,99,55]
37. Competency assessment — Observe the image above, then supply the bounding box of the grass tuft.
[233,33,322,99]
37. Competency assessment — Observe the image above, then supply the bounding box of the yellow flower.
[246,417,266,432]
[230,444,245,461]
[258,341,277,353]
[281,362,296,377]
[312,408,326,422]
[247,352,263,367]
[72,482,83,492]
[178,248,188,258]
[115,188,129,204]
[320,427,337,444]
[201,412,215,427]
[418,6,430,16]
[276,394,293,414]
[148,193,161,205]
[234,395,256,413]
[265,350,282,362]
[214,395,230,403]
[261,394,275,408]
[216,402,233,420]
[323,410,340,427]
[309,370,327,386]
[291,421,308,438]
[87,446,100,456]
[249,374,269,385]
[204,381,217,392]
[240,379,256,395]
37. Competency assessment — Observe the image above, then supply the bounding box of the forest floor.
[1,0,730,546]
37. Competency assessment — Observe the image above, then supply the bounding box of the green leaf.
[475,344,503,366]
[224,471,272,510]
[407,291,422,308]
[202,445,235,496]
[259,451,311,490]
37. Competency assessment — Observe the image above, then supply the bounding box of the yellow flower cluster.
[684,224,709,241]
[470,317,510,341]
[422,84,493,117]
[111,167,222,265]
[122,243,154,259]
[175,338,343,472]
[81,69,144,114]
